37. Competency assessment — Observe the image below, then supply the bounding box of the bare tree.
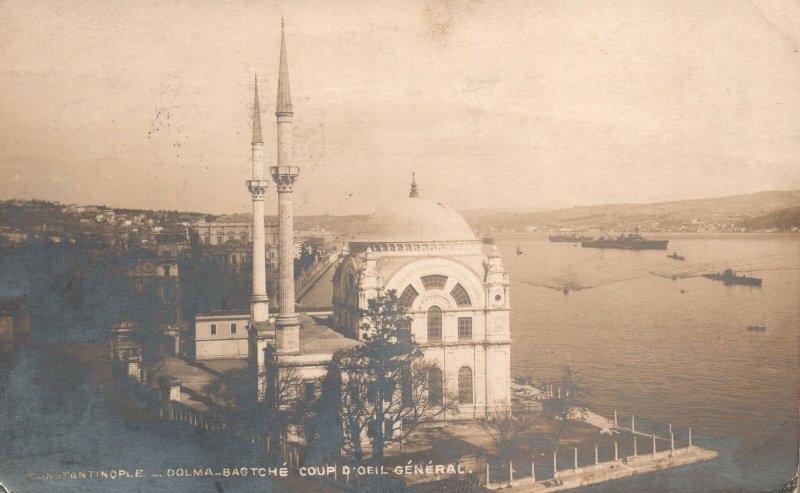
[201,364,309,460]
[480,406,533,460]
[552,365,589,447]
[263,364,312,463]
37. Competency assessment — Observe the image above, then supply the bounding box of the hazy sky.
[1,0,799,215]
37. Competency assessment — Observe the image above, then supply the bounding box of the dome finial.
[409,172,419,198]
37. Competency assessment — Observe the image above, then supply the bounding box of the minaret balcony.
[270,165,300,177]
[247,179,271,189]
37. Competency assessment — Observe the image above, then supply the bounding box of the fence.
[484,410,695,488]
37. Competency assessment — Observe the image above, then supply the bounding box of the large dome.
[354,196,477,243]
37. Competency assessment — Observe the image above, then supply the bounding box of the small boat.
[667,252,685,261]
[516,245,524,255]
[746,325,766,332]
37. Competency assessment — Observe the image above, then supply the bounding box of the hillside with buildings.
[463,190,800,233]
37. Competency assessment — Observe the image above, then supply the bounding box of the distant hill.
[463,190,800,233]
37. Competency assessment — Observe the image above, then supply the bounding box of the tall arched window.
[450,283,471,307]
[458,366,473,404]
[428,367,443,406]
[427,306,442,341]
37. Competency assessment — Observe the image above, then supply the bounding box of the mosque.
[195,21,512,419]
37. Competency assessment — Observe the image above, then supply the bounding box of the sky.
[1,0,799,216]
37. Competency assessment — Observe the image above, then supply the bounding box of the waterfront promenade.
[489,445,718,492]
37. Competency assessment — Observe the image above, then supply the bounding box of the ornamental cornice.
[271,167,300,192]
[348,240,482,255]
[246,179,270,199]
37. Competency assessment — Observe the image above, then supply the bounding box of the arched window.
[398,285,419,310]
[428,367,443,406]
[422,275,448,290]
[240,233,247,243]
[427,306,442,341]
[450,283,471,307]
[458,366,473,404]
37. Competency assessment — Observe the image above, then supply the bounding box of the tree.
[552,365,589,446]
[263,364,312,464]
[201,364,309,462]
[328,289,456,466]
[480,406,534,460]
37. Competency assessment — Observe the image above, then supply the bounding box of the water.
[1,235,797,492]
[499,233,799,492]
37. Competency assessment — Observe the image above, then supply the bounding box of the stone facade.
[195,312,250,360]
[332,192,512,419]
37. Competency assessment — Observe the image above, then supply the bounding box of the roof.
[298,314,360,354]
[195,310,250,320]
[353,196,477,243]
[107,320,141,332]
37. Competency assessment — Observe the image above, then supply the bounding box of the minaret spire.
[409,172,419,198]
[247,74,269,324]
[252,75,263,144]
[276,19,293,115]
[271,19,300,355]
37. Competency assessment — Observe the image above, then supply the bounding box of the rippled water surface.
[498,233,799,492]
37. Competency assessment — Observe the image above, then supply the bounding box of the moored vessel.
[703,269,762,286]
[581,231,668,250]
[549,234,593,243]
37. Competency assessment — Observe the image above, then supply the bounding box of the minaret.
[247,76,270,322]
[271,19,300,354]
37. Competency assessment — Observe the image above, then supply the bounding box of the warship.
[581,231,668,250]
[703,268,762,286]
[549,234,593,242]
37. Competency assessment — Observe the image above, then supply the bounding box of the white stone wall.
[333,252,512,420]
[194,315,250,360]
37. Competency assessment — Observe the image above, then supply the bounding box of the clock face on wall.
[491,287,504,307]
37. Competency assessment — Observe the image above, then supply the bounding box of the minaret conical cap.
[409,172,419,198]
[276,19,293,115]
[252,75,263,144]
